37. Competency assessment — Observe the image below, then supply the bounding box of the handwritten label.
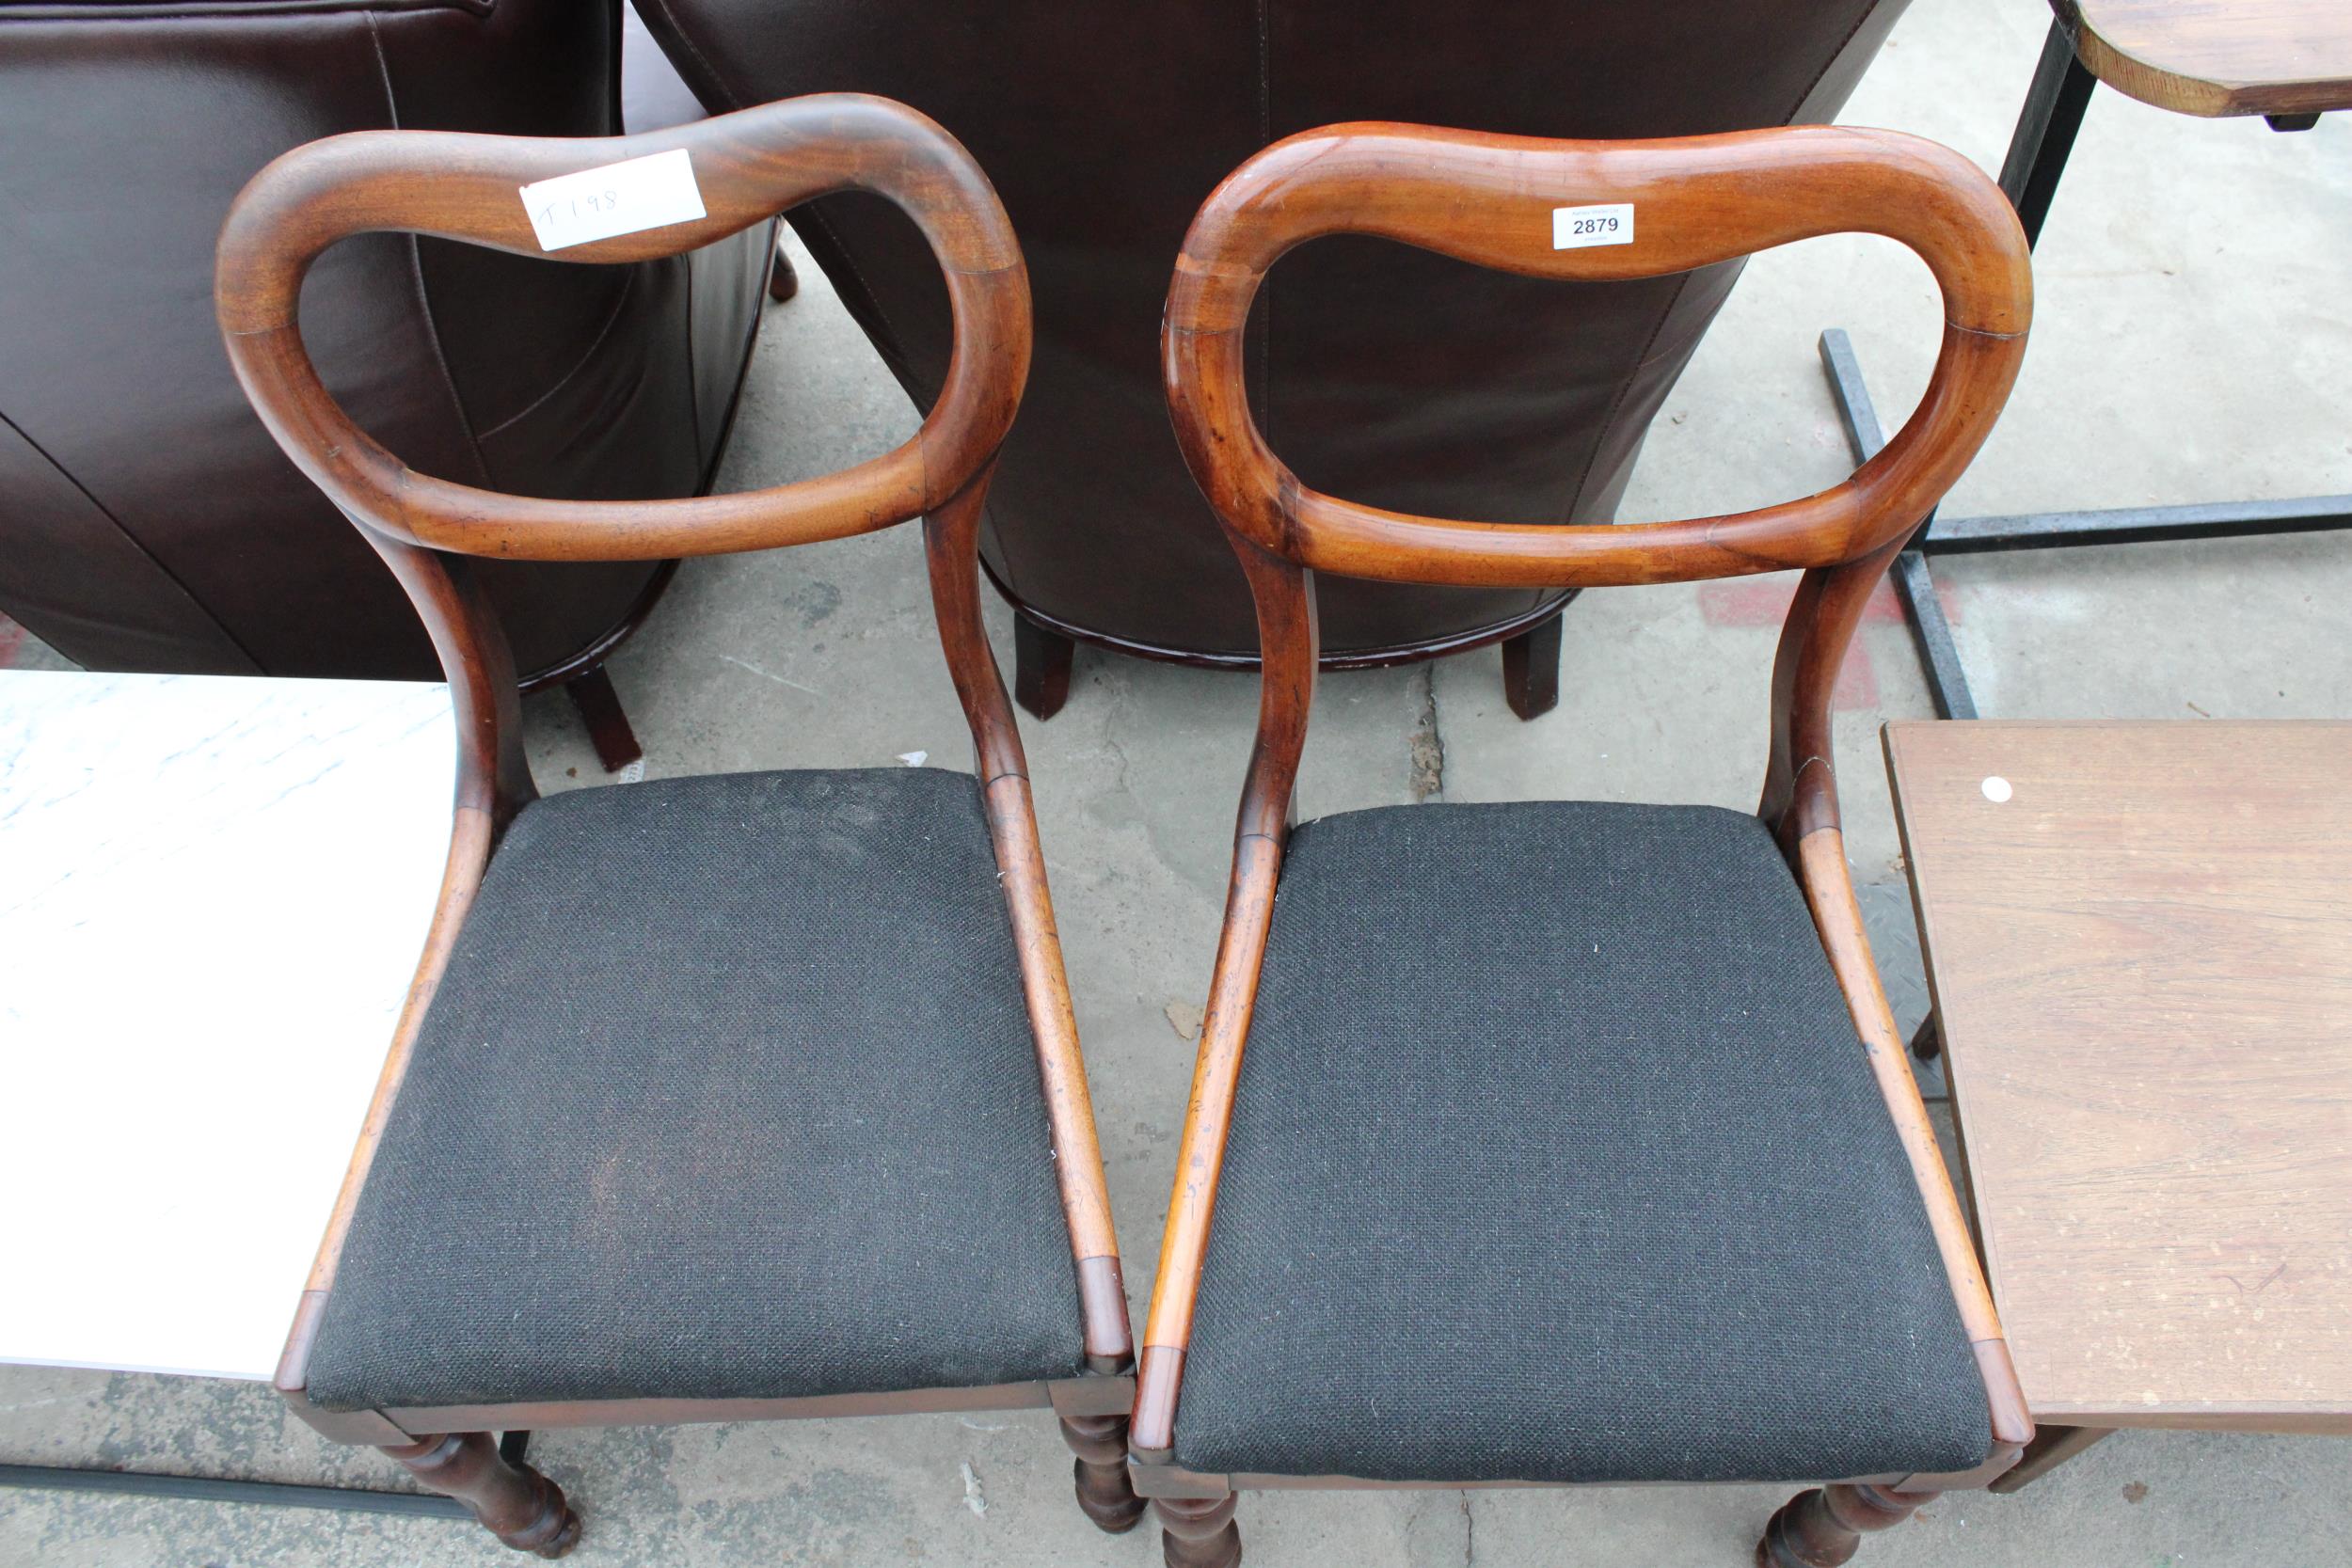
[1552,202,1634,250]
[520,149,706,252]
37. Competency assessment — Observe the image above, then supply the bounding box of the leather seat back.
[635,0,1914,660]
[0,0,764,679]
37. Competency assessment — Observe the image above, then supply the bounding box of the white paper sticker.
[1552,202,1634,250]
[520,149,707,252]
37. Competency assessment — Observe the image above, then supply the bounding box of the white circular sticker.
[1981,775,2013,803]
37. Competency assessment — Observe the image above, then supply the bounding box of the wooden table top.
[2056,0,2352,118]
[0,673,452,1382]
[1885,720,2352,1433]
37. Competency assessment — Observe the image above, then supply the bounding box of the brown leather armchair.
[0,0,773,764]
[632,0,1915,719]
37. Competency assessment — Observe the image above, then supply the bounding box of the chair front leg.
[1156,1490,1243,1568]
[1059,1413,1147,1532]
[381,1433,580,1557]
[1757,1481,1936,1567]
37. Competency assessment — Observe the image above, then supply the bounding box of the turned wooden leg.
[1756,1482,1935,1568]
[1013,612,1075,720]
[1990,1424,2112,1492]
[1501,610,1564,721]
[564,666,643,773]
[769,242,800,303]
[381,1433,580,1557]
[1059,1414,1147,1532]
[1155,1492,1242,1568]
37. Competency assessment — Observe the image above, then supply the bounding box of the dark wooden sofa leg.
[1013,611,1075,720]
[380,1433,580,1557]
[1155,1492,1242,1568]
[1501,610,1564,721]
[564,666,644,772]
[769,244,800,303]
[1756,1482,1935,1567]
[1059,1414,1147,1532]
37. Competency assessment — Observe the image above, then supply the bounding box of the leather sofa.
[0,0,771,761]
[633,0,1916,717]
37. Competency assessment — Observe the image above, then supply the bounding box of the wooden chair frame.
[1135,122,2037,1568]
[215,95,1137,1553]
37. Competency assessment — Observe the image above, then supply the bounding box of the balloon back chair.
[215,95,1136,1554]
[1137,121,2033,1568]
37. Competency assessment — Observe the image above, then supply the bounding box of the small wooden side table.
[2057,0,2352,120]
[1883,719,2352,1489]
[1821,0,2352,721]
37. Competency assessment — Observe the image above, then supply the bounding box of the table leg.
[1908,1011,1941,1064]
[0,1431,536,1525]
[1820,21,2352,704]
[1989,1424,2114,1493]
[0,1462,469,1521]
[1816,331,1978,721]
[2000,19,2097,249]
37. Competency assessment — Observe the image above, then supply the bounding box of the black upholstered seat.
[305,768,1084,1413]
[1172,800,1990,1483]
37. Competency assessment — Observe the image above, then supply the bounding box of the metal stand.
[0,1431,532,1522]
[1819,18,2350,717]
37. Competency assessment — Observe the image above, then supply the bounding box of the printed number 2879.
[1551,203,1636,250]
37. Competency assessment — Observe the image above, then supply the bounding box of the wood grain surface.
[1887,720,2352,1431]
[2057,0,2352,118]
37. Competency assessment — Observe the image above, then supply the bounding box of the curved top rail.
[1163,123,2030,589]
[218,93,1027,562]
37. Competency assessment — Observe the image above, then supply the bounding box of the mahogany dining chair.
[215,95,1136,1554]
[1136,121,2036,1568]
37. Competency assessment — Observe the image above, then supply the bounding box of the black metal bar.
[0,1462,468,1521]
[1812,26,2349,714]
[1923,494,2352,554]
[1886,553,1978,721]
[0,1433,528,1521]
[1816,330,1979,721]
[1817,326,1885,464]
[1999,19,2098,249]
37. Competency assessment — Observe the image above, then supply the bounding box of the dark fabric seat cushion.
[1173,800,1989,1483]
[306,768,1083,1412]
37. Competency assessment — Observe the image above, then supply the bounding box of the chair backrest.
[216,93,1032,826]
[1161,121,2030,848]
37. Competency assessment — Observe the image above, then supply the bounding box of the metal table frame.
[1822,17,2351,721]
[0,1431,532,1522]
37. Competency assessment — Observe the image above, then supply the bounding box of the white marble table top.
[0,672,453,1381]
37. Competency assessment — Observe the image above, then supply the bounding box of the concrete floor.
[6,0,2351,1560]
